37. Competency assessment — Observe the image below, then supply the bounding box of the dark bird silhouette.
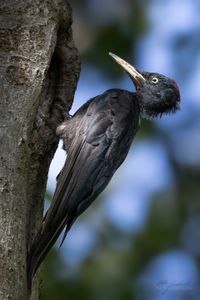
[27,53,180,290]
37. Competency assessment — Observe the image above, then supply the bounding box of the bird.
[27,52,180,290]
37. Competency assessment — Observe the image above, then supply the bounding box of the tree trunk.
[0,1,80,299]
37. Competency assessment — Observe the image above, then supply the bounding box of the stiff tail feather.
[27,216,71,292]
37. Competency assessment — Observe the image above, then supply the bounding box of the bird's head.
[109,52,180,118]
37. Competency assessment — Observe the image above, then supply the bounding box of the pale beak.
[109,52,145,85]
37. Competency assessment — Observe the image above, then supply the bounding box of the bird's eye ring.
[151,77,159,84]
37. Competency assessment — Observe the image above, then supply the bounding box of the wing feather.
[27,89,139,290]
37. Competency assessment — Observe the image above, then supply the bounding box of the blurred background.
[42,0,200,299]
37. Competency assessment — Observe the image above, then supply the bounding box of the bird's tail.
[27,216,71,292]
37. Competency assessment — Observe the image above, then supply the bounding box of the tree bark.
[0,1,80,299]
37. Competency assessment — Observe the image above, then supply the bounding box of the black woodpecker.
[27,53,180,290]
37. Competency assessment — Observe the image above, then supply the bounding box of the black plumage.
[27,53,180,290]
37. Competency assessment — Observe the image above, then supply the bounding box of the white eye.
[151,77,159,84]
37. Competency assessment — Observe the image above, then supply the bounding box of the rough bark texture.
[0,1,80,299]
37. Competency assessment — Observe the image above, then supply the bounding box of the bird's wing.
[43,101,114,230]
[27,90,139,289]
